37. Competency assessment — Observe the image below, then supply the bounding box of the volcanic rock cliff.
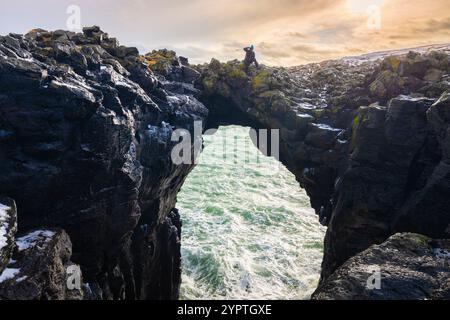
[0,26,449,299]
[0,27,207,299]
[196,48,450,288]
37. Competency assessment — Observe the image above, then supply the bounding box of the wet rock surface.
[312,233,450,300]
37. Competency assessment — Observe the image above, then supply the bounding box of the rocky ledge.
[0,26,449,299]
[313,233,450,300]
[1,197,85,299]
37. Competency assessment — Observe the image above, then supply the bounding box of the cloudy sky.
[0,0,449,66]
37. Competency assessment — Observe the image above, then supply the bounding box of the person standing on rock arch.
[243,45,260,73]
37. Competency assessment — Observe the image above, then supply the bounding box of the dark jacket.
[244,47,256,63]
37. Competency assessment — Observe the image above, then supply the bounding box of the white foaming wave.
[179,126,326,300]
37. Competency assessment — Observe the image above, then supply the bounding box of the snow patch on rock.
[16,230,56,251]
[0,268,20,283]
[0,203,11,251]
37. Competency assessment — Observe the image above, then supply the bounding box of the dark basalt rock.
[0,27,207,300]
[0,228,85,300]
[312,233,450,300]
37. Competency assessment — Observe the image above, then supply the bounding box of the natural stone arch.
[1,27,450,300]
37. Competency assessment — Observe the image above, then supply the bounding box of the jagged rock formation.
[0,25,449,300]
[312,233,450,300]
[196,49,450,284]
[0,198,84,299]
[0,27,207,299]
[0,229,85,300]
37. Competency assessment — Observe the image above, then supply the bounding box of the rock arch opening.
[176,125,326,299]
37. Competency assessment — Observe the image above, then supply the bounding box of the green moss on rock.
[252,70,270,92]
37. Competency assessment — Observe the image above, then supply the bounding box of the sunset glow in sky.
[0,0,449,66]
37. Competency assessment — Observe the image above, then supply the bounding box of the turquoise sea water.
[177,126,326,300]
